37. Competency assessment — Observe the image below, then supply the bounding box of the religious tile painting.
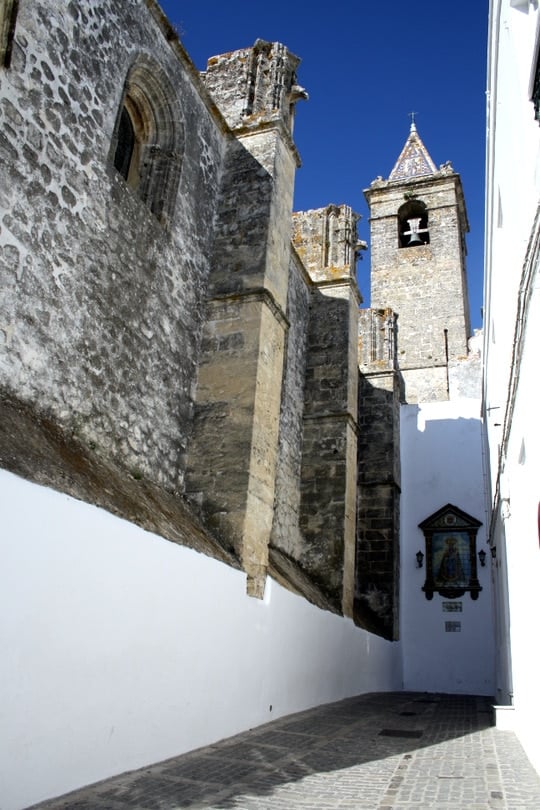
[418,503,482,601]
[433,531,471,589]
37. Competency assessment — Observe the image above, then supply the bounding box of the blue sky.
[159,0,489,331]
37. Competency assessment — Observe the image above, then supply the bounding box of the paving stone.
[28,693,540,810]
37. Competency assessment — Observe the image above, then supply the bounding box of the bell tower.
[364,122,471,403]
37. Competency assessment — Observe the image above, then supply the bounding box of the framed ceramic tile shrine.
[419,504,482,600]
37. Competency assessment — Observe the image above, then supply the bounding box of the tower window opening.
[398,200,429,248]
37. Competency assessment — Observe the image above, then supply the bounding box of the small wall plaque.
[445,621,461,632]
[442,601,463,612]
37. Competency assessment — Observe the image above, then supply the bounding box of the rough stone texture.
[0,0,224,496]
[0,392,237,569]
[365,168,471,404]
[356,309,402,640]
[292,207,361,614]
[292,205,362,287]
[0,1,478,642]
[185,295,273,544]
[202,39,306,141]
[355,140,480,638]
[184,41,303,595]
[0,0,370,619]
[270,253,311,561]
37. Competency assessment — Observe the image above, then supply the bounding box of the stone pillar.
[185,41,306,597]
[356,308,402,640]
[292,205,362,615]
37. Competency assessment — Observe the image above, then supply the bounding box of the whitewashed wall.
[498,277,540,772]
[483,0,540,775]
[0,470,401,810]
[400,400,494,696]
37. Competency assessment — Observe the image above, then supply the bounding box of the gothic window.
[114,105,138,182]
[110,56,184,225]
[0,0,19,67]
[398,200,430,248]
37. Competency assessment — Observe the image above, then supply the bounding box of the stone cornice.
[302,409,359,436]
[206,287,290,331]
[232,117,302,168]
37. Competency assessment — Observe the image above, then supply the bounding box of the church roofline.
[365,163,460,193]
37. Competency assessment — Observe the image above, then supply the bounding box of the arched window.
[114,106,136,182]
[110,57,184,225]
[398,199,430,248]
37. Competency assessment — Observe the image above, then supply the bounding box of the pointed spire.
[388,119,437,182]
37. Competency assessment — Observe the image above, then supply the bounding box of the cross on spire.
[408,111,418,132]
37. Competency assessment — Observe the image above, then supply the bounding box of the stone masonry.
[290,206,362,615]
[356,308,402,640]
[0,0,376,628]
[0,0,224,493]
[353,125,477,638]
[364,126,471,404]
[0,1,477,643]
[184,40,303,596]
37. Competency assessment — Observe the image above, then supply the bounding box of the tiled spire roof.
[388,121,437,181]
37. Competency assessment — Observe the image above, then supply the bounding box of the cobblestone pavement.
[31,692,540,810]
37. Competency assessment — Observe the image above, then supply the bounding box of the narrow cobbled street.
[30,692,540,810]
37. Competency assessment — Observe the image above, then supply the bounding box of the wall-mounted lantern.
[490,546,497,559]
[478,549,487,567]
[416,550,424,568]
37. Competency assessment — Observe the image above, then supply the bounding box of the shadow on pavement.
[31,692,496,809]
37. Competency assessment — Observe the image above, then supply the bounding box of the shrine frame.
[419,503,482,601]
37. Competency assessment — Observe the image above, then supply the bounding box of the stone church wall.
[270,251,311,562]
[184,41,302,595]
[0,10,406,804]
[299,283,359,611]
[0,0,226,495]
[0,4,493,806]
[0,0,367,617]
[356,308,402,639]
[290,206,361,615]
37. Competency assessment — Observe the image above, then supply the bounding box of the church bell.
[405,217,424,245]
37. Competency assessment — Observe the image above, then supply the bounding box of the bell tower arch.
[364,122,471,403]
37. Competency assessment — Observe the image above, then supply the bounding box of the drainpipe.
[443,328,449,397]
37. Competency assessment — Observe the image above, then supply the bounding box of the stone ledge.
[0,391,238,569]
[268,545,342,615]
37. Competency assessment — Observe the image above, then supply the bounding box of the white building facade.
[363,123,494,701]
[400,397,494,697]
[0,469,402,810]
[484,0,540,774]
